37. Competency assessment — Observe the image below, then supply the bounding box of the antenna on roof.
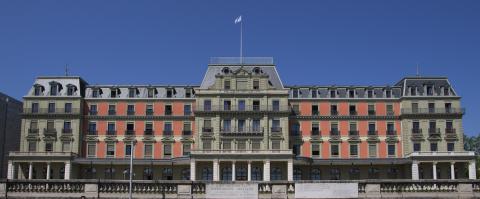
[416,63,420,77]
[65,64,69,76]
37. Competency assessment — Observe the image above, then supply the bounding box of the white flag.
[235,15,242,24]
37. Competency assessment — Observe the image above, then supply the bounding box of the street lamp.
[1,97,9,178]
[129,139,136,199]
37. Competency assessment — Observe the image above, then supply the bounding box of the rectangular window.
[311,89,317,98]
[331,144,339,157]
[444,87,450,96]
[349,105,356,115]
[34,86,42,96]
[368,104,375,115]
[272,140,280,150]
[203,140,211,150]
[127,104,135,115]
[252,119,261,132]
[350,144,358,157]
[386,90,392,98]
[87,143,96,157]
[292,89,299,98]
[28,141,37,152]
[125,144,132,157]
[63,121,71,133]
[164,144,172,157]
[144,144,153,158]
[223,141,231,150]
[272,100,279,111]
[312,105,319,115]
[224,80,231,90]
[349,90,355,98]
[368,144,377,157]
[238,100,246,111]
[367,90,373,98]
[253,100,260,111]
[145,122,153,135]
[410,87,416,96]
[47,120,55,130]
[32,103,39,113]
[330,123,339,135]
[387,122,395,135]
[48,103,56,113]
[223,100,231,110]
[183,143,191,156]
[92,90,99,98]
[427,86,433,96]
[185,88,192,98]
[312,144,320,156]
[293,144,301,156]
[386,104,393,115]
[330,105,338,115]
[388,144,396,156]
[447,143,455,152]
[368,123,376,135]
[148,88,155,98]
[445,103,452,113]
[64,103,72,113]
[238,141,246,150]
[90,105,97,115]
[292,104,300,114]
[253,80,259,90]
[30,120,38,130]
[312,122,320,135]
[45,142,53,152]
[166,89,174,98]
[184,104,191,115]
[106,143,115,157]
[204,100,211,111]
[164,122,173,135]
[146,104,153,115]
[62,141,71,152]
[330,90,336,98]
[165,105,172,115]
[128,88,136,98]
[430,143,438,151]
[110,89,118,98]
[107,122,116,134]
[252,141,261,150]
[108,105,116,115]
[413,143,421,152]
[126,122,134,134]
[50,84,58,96]
[428,103,435,113]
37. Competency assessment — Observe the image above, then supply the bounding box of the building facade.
[0,92,23,178]
[7,57,476,181]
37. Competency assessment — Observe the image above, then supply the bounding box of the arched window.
[66,84,77,96]
[33,84,44,96]
[181,168,190,180]
[293,168,302,181]
[162,168,173,180]
[222,167,232,181]
[311,168,321,180]
[271,167,282,181]
[330,168,340,180]
[349,167,360,180]
[251,167,262,181]
[202,168,212,181]
[143,168,153,180]
[236,167,247,181]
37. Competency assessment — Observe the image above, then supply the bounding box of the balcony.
[164,111,173,116]
[144,129,154,136]
[62,128,72,134]
[330,110,338,116]
[195,105,290,112]
[330,130,340,136]
[28,129,39,134]
[221,127,263,136]
[386,111,395,116]
[348,130,360,140]
[367,130,378,136]
[43,128,57,137]
[108,110,116,115]
[163,130,173,136]
[311,130,321,136]
[401,108,465,115]
[202,127,213,133]
[182,130,192,136]
[411,129,423,140]
[368,110,376,116]
[106,130,116,136]
[349,130,359,136]
[24,108,80,115]
[89,110,98,115]
[125,130,135,135]
[429,128,441,136]
[386,130,397,136]
[87,130,97,135]
[127,110,135,116]
[349,111,357,116]
[312,111,319,116]
[146,110,154,116]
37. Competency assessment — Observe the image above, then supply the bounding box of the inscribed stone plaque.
[177,185,191,195]
[295,183,358,199]
[206,183,258,199]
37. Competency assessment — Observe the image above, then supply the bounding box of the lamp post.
[1,97,9,178]
[129,140,136,199]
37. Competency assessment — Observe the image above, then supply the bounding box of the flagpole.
[240,16,243,65]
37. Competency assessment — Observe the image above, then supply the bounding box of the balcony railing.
[221,127,263,136]
[401,108,465,115]
[386,130,397,136]
[24,108,80,114]
[106,130,116,135]
[330,130,340,136]
[182,130,192,136]
[311,130,321,136]
[43,128,57,136]
[368,110,376,116]
[164,110,173,116]
[28,129,39,134]
[144,129,154,136]
[87,130,97,135]
[125,130,135,135]
[349,130,359,136]
[108,110,116,115]
[89,110,98,115]
[429,128,441,136]
[196,105,289,112]
[412,128,422,134]
[202,127,213,133]
[146,110,154,116]
[62,128,72,134]
[163,130,173,136]
[331,110,338,116]
[127,110,135,115]
[367,130,378,136]
[350,111,357,116]
[271,127,282,133]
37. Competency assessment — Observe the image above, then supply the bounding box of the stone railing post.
[365,183,381,198]
[83,182,99,198]
[457,183,474,198]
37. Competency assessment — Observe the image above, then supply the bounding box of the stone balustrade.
[0,179,479,198]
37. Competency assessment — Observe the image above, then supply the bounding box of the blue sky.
[0,1,479,135]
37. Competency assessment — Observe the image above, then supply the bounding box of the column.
[232,161,236,181]
[64,161,71,180]
[263,160,270,181]
[450,162,455,180]
[18,164,23,179]
[411,161,419,180]
[432,162,437,180]
[247,161,252,181]
[7,161,14,179]
[46,162,51,180]
[28,162,33,180]
[287,159,293,181]
[213,159,219,181]
[469,160,477,179]
[190,159,196,181]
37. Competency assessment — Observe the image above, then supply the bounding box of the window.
[222,167,232,181]
[445,103,452,113]
[62,141,71,152]
[86,143,96,157]
[293,168,302,181]
[368,104,375,115]
[410,87,416,96]
[223,141,231,150]
[311,168,321,180]
[251,167,262,181]
[350,144,358,157]
[203,140,211,150]
[312,144,320,157]
[124,144,132,157]
[181,169,190,180]
[330,105,338,115]
[349,105,356,115]
[252,141,261,150]
[89,105,97,115]
[106,143,115,157]
[293,144,301,156]
[253,80,259,90]
[330,123,339,135]
[311,89,317,98]
[330,90,336,98]
[292,89,299,98]
[144,144,153,158]
[63,121,71,133]
[127,104,135,115]
[428,103,435,113]
[349,90,355,98]
[162,168,173,180]
[387,122,395,135]
[164,144,172,158]
[350,122,357,133]
[184,104,191,115]
[166,89,174,98]
[92,89,99,98]
[292,104,300,114]
[236,167,247,181]
[145,122,153,135]
[47,120,55,130]
[50,84,58,96]
[386,104,393,115]
[31,103,39,113]
[238,140,246,150]
[126,122,134,135]
[238,100,246,111]
[331,144,339,157]
[387,144,396,156]
[447,143,455,152]
[252,119,260,132]
[107,122,116,135]
[204,100,211,111]
[252,100,260,111]
[108,105,116,115]
[272,100,279,111]
[430,143,438,151]
[330,168,341,180]
[165,105,172,115]
[30,120,38,130]
[202,168,213,181]
[183,143,191,156]
[147,88,156,98]
[413,143,421,152]
[224,80,231,90]
[146,104,153,115]
[386,90,392,98]
[444,87,450,96]
[185,88,192,98]
[272,140,280,150]
[28,141,37,152]
[164,122,173,135]
[128,88,136,98]
[368,123,376,135]
[45,142,53,152]
[367,90,373,98]
[183,122,191,135]
[311,122,320,136]
[223,100,231,110]
[110,89,118,98]
[48,103,56,113]
[427,85,433,96]
[34,86,42,96]
[368,144,377,157]
[312,105,319,115]
[271,167,282,181]
[64,103,72,113]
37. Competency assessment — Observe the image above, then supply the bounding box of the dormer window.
[222,67,230,74]
[386,90,392,98]
[185,88,193,98]
[292,89,299,98]
[224,80,231,90]
[330,90,336,98]
[367,90,373,98]
[253,80,259,90]
[128,88,138,98]
[311,89,317,98]
[426,85,433,96]
[110,88,120,98]
[410,87,416,96]
[349,89,355,98]
[50,84,59,96]
[253,67,261,74]
[147,88,157,98]
[66,86,75,96]
[33,85,44,96]
[92,89,99,98]
[166,88,176,98]
[444,87,450,96]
